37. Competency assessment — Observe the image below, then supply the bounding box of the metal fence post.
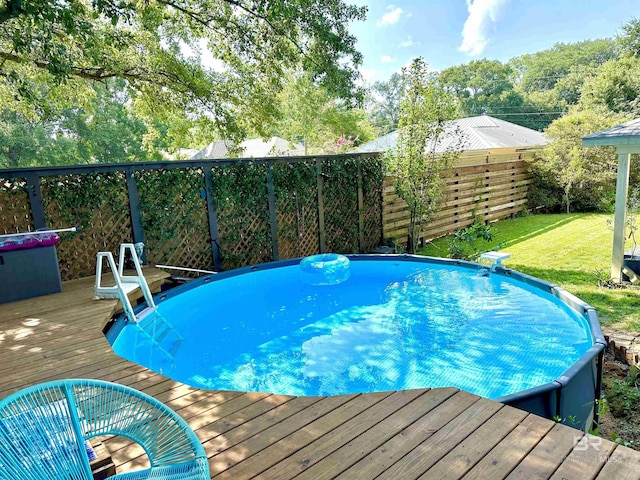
[316,157,326,253]
[357,157,365,253]
[266,163,279,261]
[125,167,146,263]
[204,166,223,271]
[24,173,46,229]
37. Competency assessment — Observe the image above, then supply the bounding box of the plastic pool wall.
[492,265,605,432]
[106,254,606,432]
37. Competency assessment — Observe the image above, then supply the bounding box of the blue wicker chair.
[0,378,210,479]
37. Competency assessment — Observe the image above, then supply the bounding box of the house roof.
[582,117,640,148]
[191,140,234,159]
[192,137,304,159]
[357,115,548,154]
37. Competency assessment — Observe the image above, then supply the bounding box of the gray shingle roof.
[582,118,640,147]
[357,115,548,154]
[191,140,234,159]
[192,137,304,159]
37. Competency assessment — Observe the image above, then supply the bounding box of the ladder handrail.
[95,251,138,322]
[94,243,156,322]
[118,243,156,309]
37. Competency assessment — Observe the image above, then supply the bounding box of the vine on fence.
[322,156,361,253]
[136,168,212,275]
[0,178,33,234]
[212,162,272,270]
[0,153,386,279]
[360,154,385,251]
[273,160,319,259]
[40,172,132,279]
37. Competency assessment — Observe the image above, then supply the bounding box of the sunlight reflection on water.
[112,260,593,399]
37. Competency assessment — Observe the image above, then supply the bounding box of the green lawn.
[418,213,640,331]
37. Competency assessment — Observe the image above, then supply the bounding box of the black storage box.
[0,246,62,303]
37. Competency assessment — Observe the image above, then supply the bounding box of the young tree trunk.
[407,231,415,254]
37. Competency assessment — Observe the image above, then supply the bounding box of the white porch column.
[612,151,631,281]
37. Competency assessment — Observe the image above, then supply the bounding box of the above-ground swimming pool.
[106,254,605,431]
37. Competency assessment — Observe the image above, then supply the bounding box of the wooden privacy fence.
[0,154,384,280]
[383,148,535,246]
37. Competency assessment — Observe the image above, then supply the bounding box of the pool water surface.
[109,259,593,399]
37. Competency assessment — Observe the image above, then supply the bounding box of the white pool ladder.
[135,308,184,361]
[94,243,156,322]
[480,251,511,272]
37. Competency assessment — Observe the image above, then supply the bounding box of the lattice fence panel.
[136,168,212,276]
[41,172,132,280]
[322,157,360,254]
[0,178,33,234]
[273,161,319,260]
[212,163,272,271]
[361,154,385,251]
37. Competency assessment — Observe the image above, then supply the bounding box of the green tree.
[277,74,374,154]
[0,0,366,143]
[0,111,53,168]
[579,56,640,116]
[503,40,617,131]
[0,82,161,167]
[437,58,561,131]
[531,109,631,213]
[439,59,521,116]
[619,17,640,57]
[277,74,331,154]
[321,102,375,152]
[511,39,618,94]
[386,57,462,253]
[367,73,403,135]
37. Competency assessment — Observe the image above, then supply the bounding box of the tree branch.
[0,0,24,24]
[220,0,306,55]
[0,51,154,82]
[156,0,307,59]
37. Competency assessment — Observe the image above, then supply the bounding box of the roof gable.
[358,115,548,154]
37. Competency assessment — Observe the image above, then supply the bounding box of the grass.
[418,213,640,331]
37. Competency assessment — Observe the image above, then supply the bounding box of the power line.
[488,111,566,116]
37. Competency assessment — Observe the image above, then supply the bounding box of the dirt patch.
[597,352,640,450]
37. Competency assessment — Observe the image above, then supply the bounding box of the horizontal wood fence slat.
[382,150,535,246]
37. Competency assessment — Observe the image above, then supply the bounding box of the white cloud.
[358,68,380,84]
[378,5,403,26]
[400,36,418,48]
[381,55,395,63]
[459,0,509,56]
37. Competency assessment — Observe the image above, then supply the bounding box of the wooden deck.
[1,270,639,479]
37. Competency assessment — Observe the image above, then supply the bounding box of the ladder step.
[154,327,171,344]
[120,282,140,295]
[135,310,183,361]
[169,339,183,357]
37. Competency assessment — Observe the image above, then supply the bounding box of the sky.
[350,0,640,84]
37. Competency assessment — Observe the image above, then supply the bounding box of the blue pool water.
[109,259,594,399]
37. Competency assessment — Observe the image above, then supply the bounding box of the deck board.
[418,405,529,480]
[505,422,581,479]
[1,269,639,479]
[549,433,617,480]
[374,397,504,480]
